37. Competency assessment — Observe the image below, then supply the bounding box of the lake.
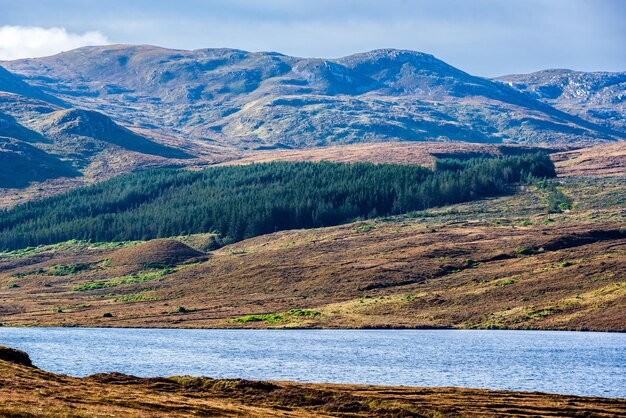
[0,328,624,398]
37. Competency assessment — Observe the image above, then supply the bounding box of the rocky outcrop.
[0,346,34,367]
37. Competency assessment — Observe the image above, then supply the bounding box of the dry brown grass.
[222,141,626,179]
[1,355,624,417]
[219,141,558,167]
[552,141,626,177]
[109,239,205,268]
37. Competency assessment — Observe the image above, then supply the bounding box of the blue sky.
[0,0,624,76]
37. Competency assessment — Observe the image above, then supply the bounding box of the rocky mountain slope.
[2,45,622,151]
[0,136,78,188]
[497,69,626,135]
[0,75,230,197]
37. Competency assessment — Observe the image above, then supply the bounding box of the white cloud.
[0,26,109,60]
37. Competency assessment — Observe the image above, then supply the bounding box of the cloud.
[0,26,109,60]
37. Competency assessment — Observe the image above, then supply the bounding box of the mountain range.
[0,45,623,198]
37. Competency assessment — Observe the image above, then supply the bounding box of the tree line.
[0,154,555,250]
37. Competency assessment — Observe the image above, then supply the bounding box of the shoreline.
[2,324,625,333]
[1,346,625,417]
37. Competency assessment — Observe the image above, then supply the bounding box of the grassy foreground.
[1,347,625,417]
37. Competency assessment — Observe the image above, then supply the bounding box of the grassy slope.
[1,355,625,417]
[0,174,623,330]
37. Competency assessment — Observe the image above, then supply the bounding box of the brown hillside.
[220,141,558,167]
[552,141,626,177]
[1,219,623,330]
[2,355,624,417]
[110,239,204,268]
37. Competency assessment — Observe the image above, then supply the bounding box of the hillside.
[0,64,236,206]
[2,349,624,417]
[0,91,233,207]
[551,142,626,177]
[0,155,555,250]
[497,69,626,136]
[221,142,560,166]
[1,170,623,331]
[0,65,65,105]
[2,45,621,149]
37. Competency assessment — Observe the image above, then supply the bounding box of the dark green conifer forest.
[0,154,555,250]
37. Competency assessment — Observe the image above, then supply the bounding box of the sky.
[0,0,624,77]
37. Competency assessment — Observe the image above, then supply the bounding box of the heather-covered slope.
[2,350,624,417]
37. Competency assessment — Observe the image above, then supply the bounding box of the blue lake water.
[0,328,624,398]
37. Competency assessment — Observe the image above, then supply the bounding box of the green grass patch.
[463,259,481,268]
[0,239,140,260]
[529,307,554,319]
[72,268,173,292]
[88,240,141,249]
[353,224,377,232]
[494,279,518,287]
[285,309,321,317]
[227,308,322,323]
[537,179,573,213]
[113,291,158,303]
[516,247,538,256]
[48,262,91,276]
[227,313,288,324]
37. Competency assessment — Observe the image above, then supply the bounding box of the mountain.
[0,46,624,206]
[496,69,626,135]
[0,110,47,143]
[0,65,215,198]
[2,45,622,149]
